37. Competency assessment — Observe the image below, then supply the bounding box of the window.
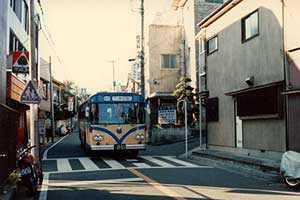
[205,0,223,3]
[242,10,259,42]
[91,103,145,125]
[11,0,22,21]
[23,0,29,33]
[161,54,177,69]
[207,36,218,55]
[236,86,283,118]
[205,97,219,122]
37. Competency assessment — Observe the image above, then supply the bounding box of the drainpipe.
[199,30,207,149]
[281,0,289,151]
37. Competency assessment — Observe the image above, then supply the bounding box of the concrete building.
[145,0,223,140]
[172,0,224,92]
[195,0,300,156]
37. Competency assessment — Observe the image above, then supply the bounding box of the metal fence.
[0,104,18,184]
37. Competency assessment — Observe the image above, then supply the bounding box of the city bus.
[78,92,146,156]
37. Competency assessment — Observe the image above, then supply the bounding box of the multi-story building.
[0,0,40,184]
[172,0,224,92]
[196,0,300,156]
[145,0,223,133]
[0,1,8,104]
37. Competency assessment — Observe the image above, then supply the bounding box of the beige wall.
[147,25,183,95]
[198,0,287,151]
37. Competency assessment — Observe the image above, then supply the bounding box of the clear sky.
[39,0,172,94]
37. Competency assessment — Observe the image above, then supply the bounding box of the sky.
[39,0,172,94]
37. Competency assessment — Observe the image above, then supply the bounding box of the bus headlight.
[93,134,103,141]
[136,134,145,140]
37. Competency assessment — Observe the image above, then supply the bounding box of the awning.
[225,81,284,96]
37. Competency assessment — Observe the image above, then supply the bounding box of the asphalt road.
[18,130,300,200]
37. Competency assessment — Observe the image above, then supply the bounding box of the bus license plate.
[20,167,31,176]
[114,144,126,150]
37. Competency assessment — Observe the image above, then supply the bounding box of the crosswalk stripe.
[78,157,99,171]
[141,156,174,167]
[161,156,198,167]
[133,163,151,168]
[102,158,126,169]
[57,159,72,172]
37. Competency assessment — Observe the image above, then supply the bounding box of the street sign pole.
[185,98,188,158]
[29,0,39,163]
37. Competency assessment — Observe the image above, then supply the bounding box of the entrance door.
[236,116,243,148]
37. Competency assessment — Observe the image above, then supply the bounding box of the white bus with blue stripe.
[78,92,146,156]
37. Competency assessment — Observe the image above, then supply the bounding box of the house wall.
[148,25,183,95]
[0,0,8,103]
[202,0,286,151]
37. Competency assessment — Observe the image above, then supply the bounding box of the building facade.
[196,0,300,155]
[172,0,224,92]
[0,0,8,104]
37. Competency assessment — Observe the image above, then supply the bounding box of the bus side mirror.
[85,107,89,117]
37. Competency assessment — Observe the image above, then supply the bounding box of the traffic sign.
[20,80,41,104]
[12,51,29,74]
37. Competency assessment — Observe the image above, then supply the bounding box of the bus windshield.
[90,103,145,125]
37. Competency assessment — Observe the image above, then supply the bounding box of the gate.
[0,104,18,184]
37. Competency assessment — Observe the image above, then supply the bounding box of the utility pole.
[108,60,116,92]
[49,56,55,142]
[140,0,145,97]
[29,0,39,162]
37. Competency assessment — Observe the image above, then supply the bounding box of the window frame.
[207,35,218,55]
[160,54,177,69]
[241,9,259,43]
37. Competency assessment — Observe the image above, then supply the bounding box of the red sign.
[12,51,29,74]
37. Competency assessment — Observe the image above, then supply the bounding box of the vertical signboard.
[68,97,74,111]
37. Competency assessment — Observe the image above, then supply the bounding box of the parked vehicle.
[17,145,43,196]
[280,151,300,189]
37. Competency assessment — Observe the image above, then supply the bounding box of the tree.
[173,77,197,125]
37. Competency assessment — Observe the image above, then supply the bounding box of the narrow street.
[33,130,300,200]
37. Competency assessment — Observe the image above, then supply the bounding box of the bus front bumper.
[87,144,146,151]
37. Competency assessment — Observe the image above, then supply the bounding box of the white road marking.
[161,156,198,167]
[141,156,174,167]
[42,134,69,160]
[126,159,139,162]
[57,159,72,172]
[38,173,49,200]
[102,158,126,169]
[47,177,144,187]
[48,165,209,174]
[78,157,99,171]
[133,163,151,168]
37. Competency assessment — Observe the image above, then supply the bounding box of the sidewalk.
[0,134,65,200]
[190,147,282,182]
